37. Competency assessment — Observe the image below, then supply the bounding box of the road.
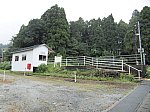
[108,80,150,112]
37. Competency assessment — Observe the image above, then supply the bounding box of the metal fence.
[48,54,142,79]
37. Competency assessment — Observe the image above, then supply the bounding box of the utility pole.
[136,21,143,65]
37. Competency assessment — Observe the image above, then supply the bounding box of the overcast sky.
[0,0,149,44]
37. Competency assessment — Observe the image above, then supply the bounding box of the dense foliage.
[3,5,150,64]
[33,64,136,82]
[0,62,11,70]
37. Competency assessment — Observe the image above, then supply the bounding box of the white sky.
[0,0,150,44]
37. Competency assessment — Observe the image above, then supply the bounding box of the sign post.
[54,56,62,67]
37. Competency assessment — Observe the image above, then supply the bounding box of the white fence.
[48,55,142,79]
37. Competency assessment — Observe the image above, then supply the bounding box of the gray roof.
[12,44,53,54]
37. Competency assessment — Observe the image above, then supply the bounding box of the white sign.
[54,56,62,63]
[138,48,144,53]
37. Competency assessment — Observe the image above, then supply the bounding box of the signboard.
[138,48,144,53]
[54,56,62,67]
[54,56,62,63]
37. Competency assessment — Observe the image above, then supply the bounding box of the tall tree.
[69,17,89,56]
[101,14,118,55]
[12,19,46,48]
[41,4,70,56]
[124,9,140,54]
[116,20,128,55]
[12,25,32,48]
[140,6,150,64]
[87,18,104,56]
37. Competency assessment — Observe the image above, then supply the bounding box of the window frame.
[39,55,46,61]
[22,55,26,61]
[15,56,19,61]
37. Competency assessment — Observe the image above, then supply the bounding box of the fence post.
[84,56,86,66]
[96,58,98,68]
[54,62,56,67]
[24,67,26,76]
[66,58,67,66]
[138,70,141,80]
[113,56,115,62]
[122,60,124,71]
[129,66,131,74]
[92,57,94,66]
[74,71,77,82]
[3,70,6,81]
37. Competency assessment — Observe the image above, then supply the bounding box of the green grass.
[146,66,150,78]
[0,64,139,83]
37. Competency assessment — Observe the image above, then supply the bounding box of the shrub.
[145,66,150,78]
[0,62,11,70]
[36,64,48,73]
[120,73,134,82]
[47,64,61,73]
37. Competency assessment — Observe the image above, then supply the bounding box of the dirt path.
[0,74,137,112]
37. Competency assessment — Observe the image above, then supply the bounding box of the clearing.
[0,73,137,112]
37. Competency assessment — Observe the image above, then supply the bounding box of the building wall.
[11,50,33,72]
[33,45,48,67]
[11,45,48,72]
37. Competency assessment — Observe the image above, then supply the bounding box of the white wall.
[11,45,49,72]
[11,50,33,72]
[33,45,48,67]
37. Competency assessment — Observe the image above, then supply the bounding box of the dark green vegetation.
[0,62,11,70]
[146,66,150,78]
[1,5,150,63]
[1,62,148,81]
[33,64,136,82]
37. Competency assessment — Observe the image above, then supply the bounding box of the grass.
[146,66,150,78]
[0,68,138,96]
[0,63,139,83]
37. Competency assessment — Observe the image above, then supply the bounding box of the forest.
[1,5,150,64]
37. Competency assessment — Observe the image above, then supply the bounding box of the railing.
[99,54,141,65]
[123,63,142,80]
[115,54,141,65]
[61,56,123,71]
[48,55,142,79]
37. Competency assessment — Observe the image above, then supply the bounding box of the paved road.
[108,80,150,112]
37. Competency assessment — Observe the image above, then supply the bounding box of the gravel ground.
[0,73,136,112]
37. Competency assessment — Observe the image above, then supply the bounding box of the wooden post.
[122,60,124,71]
[24,67,26,76]
[74,71,77,82]
[60,62,61,67]
[138,70,141,80]
[129,66,131,74]
[3,70,5,81]
[92,57,94,66]
[54,62,56,67]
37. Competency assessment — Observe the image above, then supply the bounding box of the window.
[39,55,46,61]
[15,56,19,61]
[22,55,26,61]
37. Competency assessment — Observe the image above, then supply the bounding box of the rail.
[48,55,142,78]
[123,63,142,80]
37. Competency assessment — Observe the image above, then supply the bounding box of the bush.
[120,73,134,82]
[47,64,62,73]
[145,66,150,78]
[36,64,48,73]
[0,62,11,70]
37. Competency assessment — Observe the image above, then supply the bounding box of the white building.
[11,44,53,72]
